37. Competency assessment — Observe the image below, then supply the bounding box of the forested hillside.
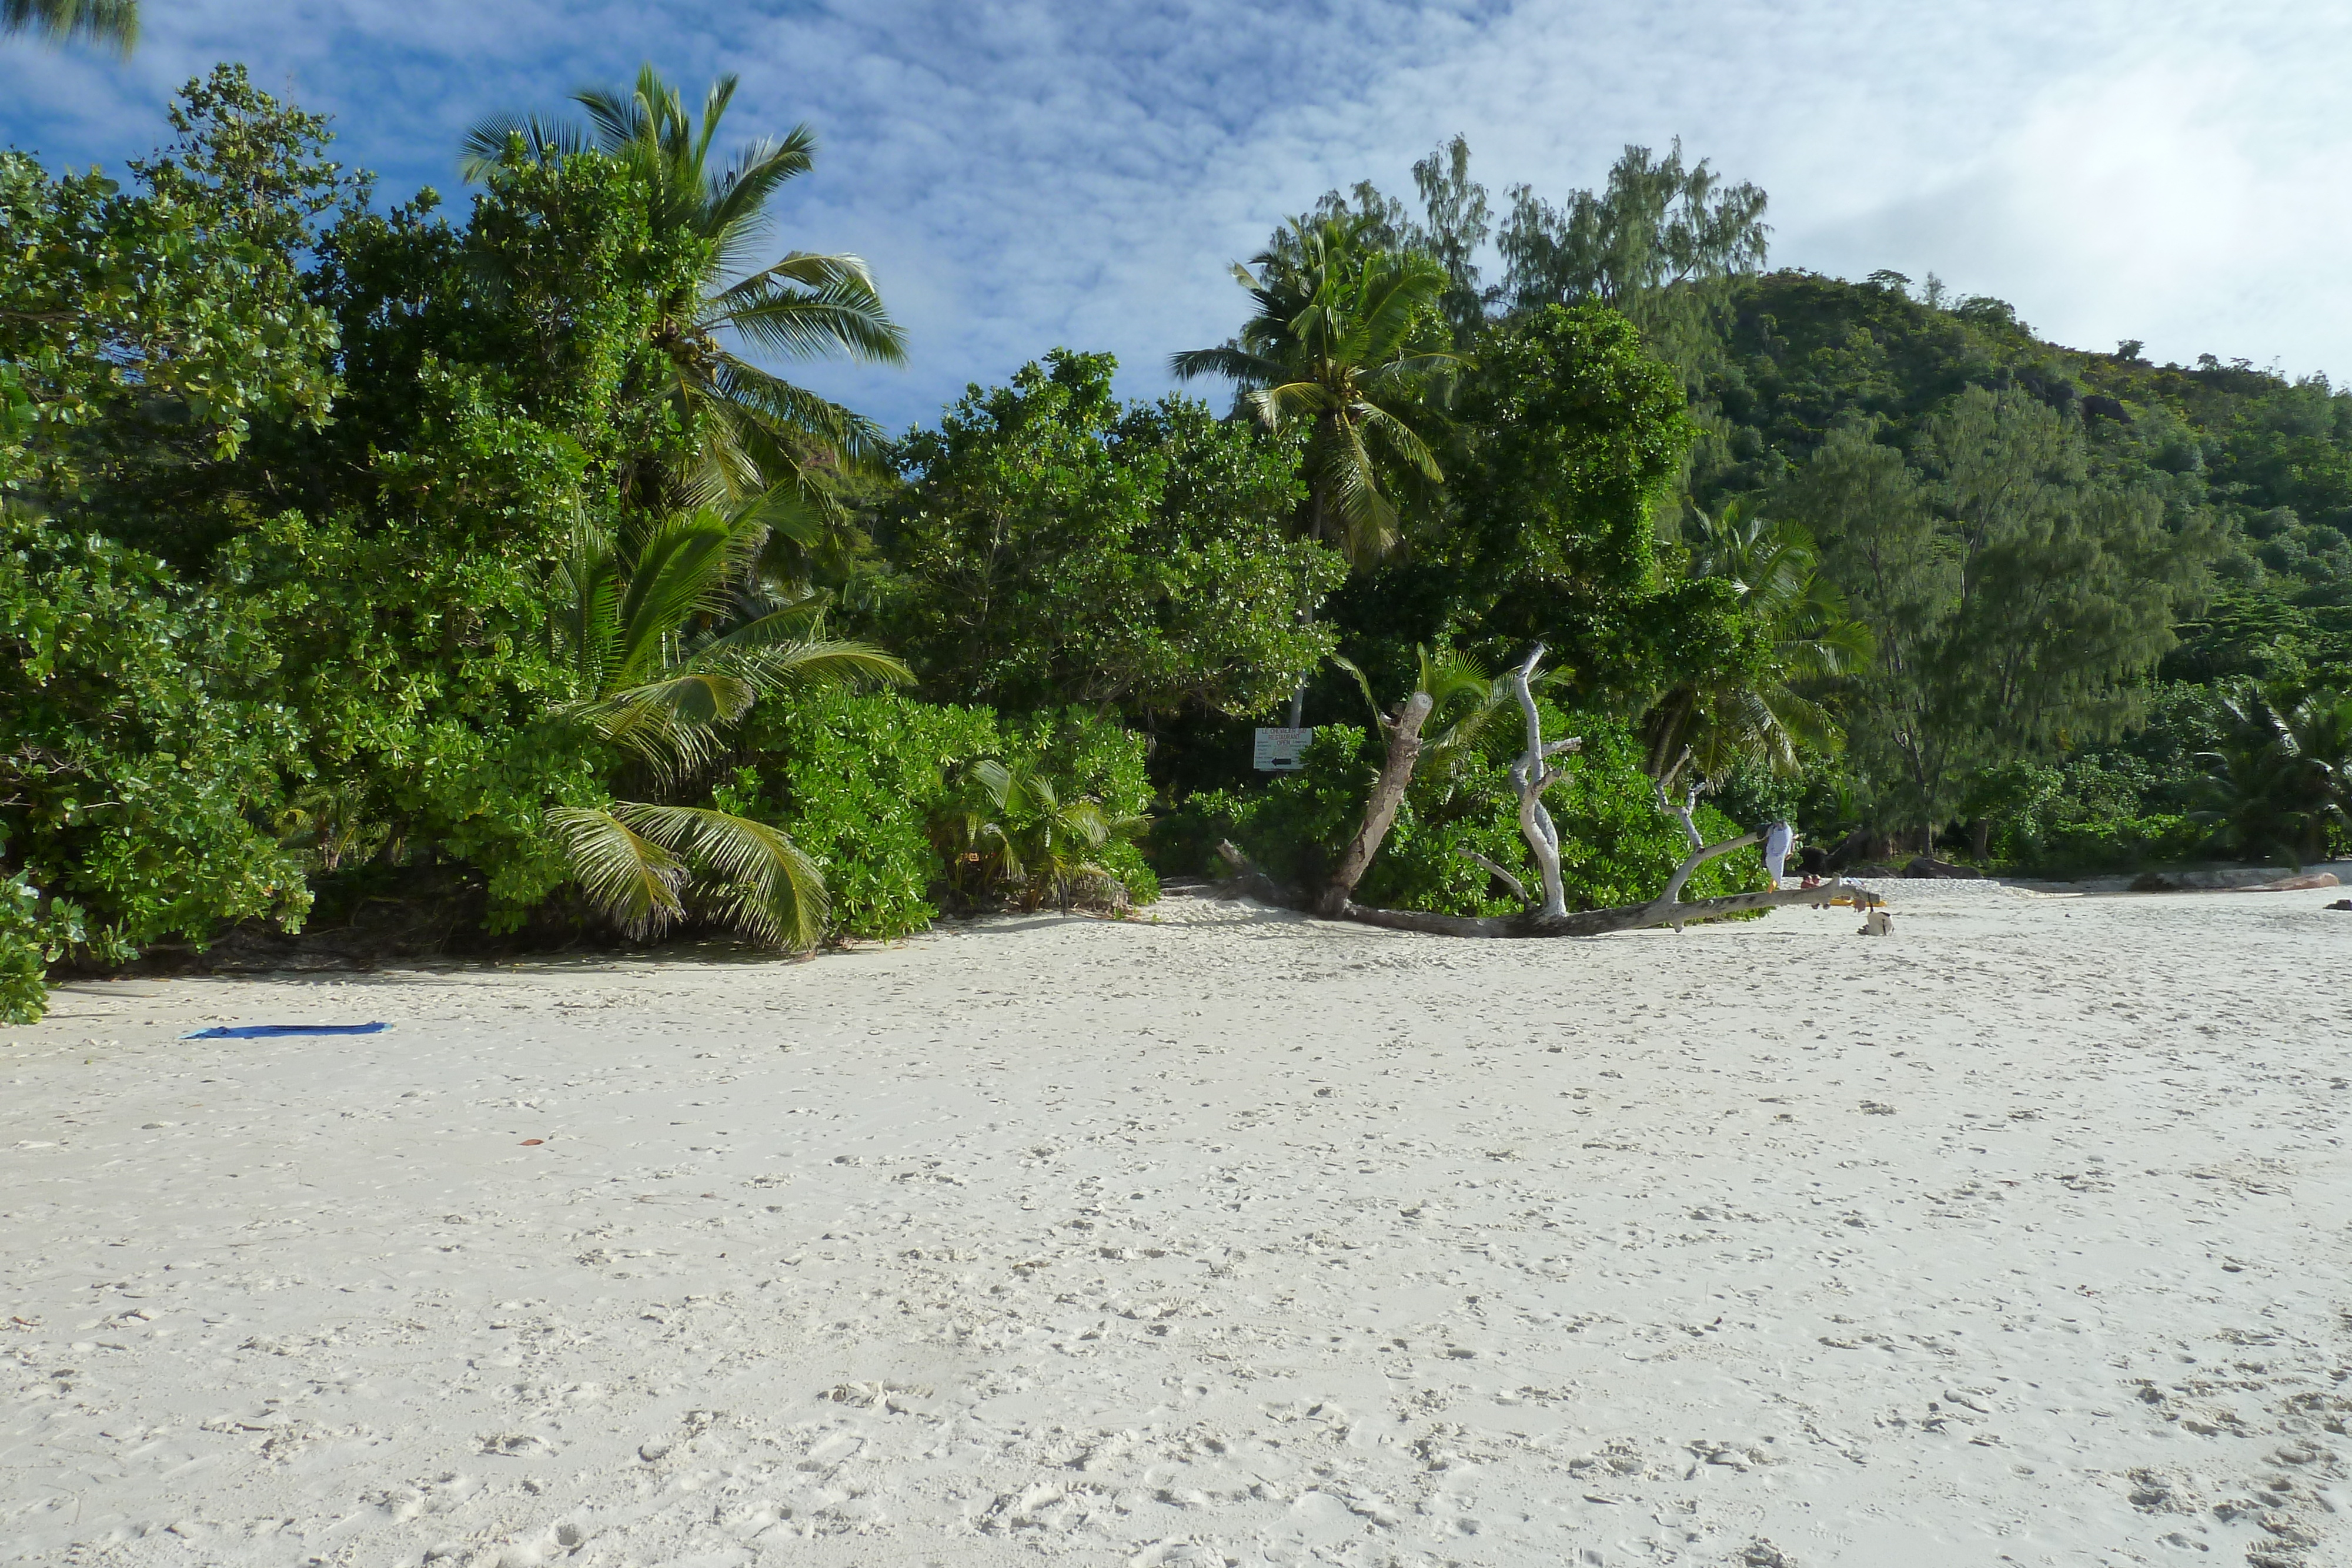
[1248,137,2351,876]
[1693,270,2352,862]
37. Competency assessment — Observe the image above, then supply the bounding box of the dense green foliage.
[1288,138,2346,871]
[734,691,1157,940]
[871,350,1338,720]
[0,68,1160,1024]
[1682,269,2340,861]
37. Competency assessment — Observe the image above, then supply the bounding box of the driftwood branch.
[1460,850,1531,908]
[1645,775,1763,924]
[1332,878,1853,937]
[1656,831,1759,912]
[1318,690,1434,917]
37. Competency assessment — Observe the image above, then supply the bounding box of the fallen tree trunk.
[1334,879,1852,938]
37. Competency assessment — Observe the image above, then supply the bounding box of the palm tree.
[926,757,1142,911]
[1642,499,1874,782]
[462,66,906,509]
[1173,215,1460,724]
[2191,687,2352,867]
[1336,644,1526,792]
[546,503,909,948]
[1172,213,1459,571]
[2,0,135,52]
[2288,688,2352,845]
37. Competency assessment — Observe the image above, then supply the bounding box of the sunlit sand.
[6,884,2348,1566]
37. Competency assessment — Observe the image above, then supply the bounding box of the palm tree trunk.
[1318,693,1434,916]
[1287,486,1331,728]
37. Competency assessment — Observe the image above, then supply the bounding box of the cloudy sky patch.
[5,1,2344,431]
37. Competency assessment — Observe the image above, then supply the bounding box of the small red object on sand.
[520,1138,544,1145]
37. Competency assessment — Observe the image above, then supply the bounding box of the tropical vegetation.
[4,63,2348,1022]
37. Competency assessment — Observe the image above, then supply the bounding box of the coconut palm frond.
[707,356,894,469]
[603,803,829,949]
[1356,400,1443,482]
[699,636,913,694]
[457,112,590,180]
[609,511,756,682]
[1318,417,1402,567]
[704,125,818,260]
[466,65,901,502]
[551,526,626,694]
[1416,646,1494,711]
[716,253,906,364]
[5,0,138,54]
[568,670,758,777]
[549,805,691,938]
[1168,343,1285,387]
[1331,654,1385,729]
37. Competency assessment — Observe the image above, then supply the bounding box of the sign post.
[1253,727,1312,771]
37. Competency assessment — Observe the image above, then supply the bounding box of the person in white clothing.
[1762,820,1794,887]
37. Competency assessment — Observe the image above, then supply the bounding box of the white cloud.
[5,0,2348,427]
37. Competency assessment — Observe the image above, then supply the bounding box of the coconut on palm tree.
[546,504,908,948]
[1641,499,1873,783]
[2,0,135,51]
[462,66,905,511]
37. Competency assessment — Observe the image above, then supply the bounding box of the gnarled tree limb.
[1505,643,1581,917]
[1648,775,1761,925]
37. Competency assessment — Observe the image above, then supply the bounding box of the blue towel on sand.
[180,1022,390,1039]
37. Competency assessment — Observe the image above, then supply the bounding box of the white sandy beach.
[5,884,2349,1567]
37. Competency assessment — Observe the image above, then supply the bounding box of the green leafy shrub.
[739,691,1000,940]
[735,693,1158,941]
[1008,707,1160,905]
[1,870,53,1025]
[1175,707,1765,915]
[1,516,312,989]
[1999,814,2209,878]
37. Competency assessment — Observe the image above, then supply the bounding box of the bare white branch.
[1506,644,1571,918]
[1461,850,1532,908]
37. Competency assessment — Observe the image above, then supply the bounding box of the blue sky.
[5,1,2347,433]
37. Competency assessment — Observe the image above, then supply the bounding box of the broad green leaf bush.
[734,692,1158,941]
[1996,814,2209,878]
[1,514,312,995]
[1,870,55,1025]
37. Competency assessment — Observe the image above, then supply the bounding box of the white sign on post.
[1253,727,1312,771]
